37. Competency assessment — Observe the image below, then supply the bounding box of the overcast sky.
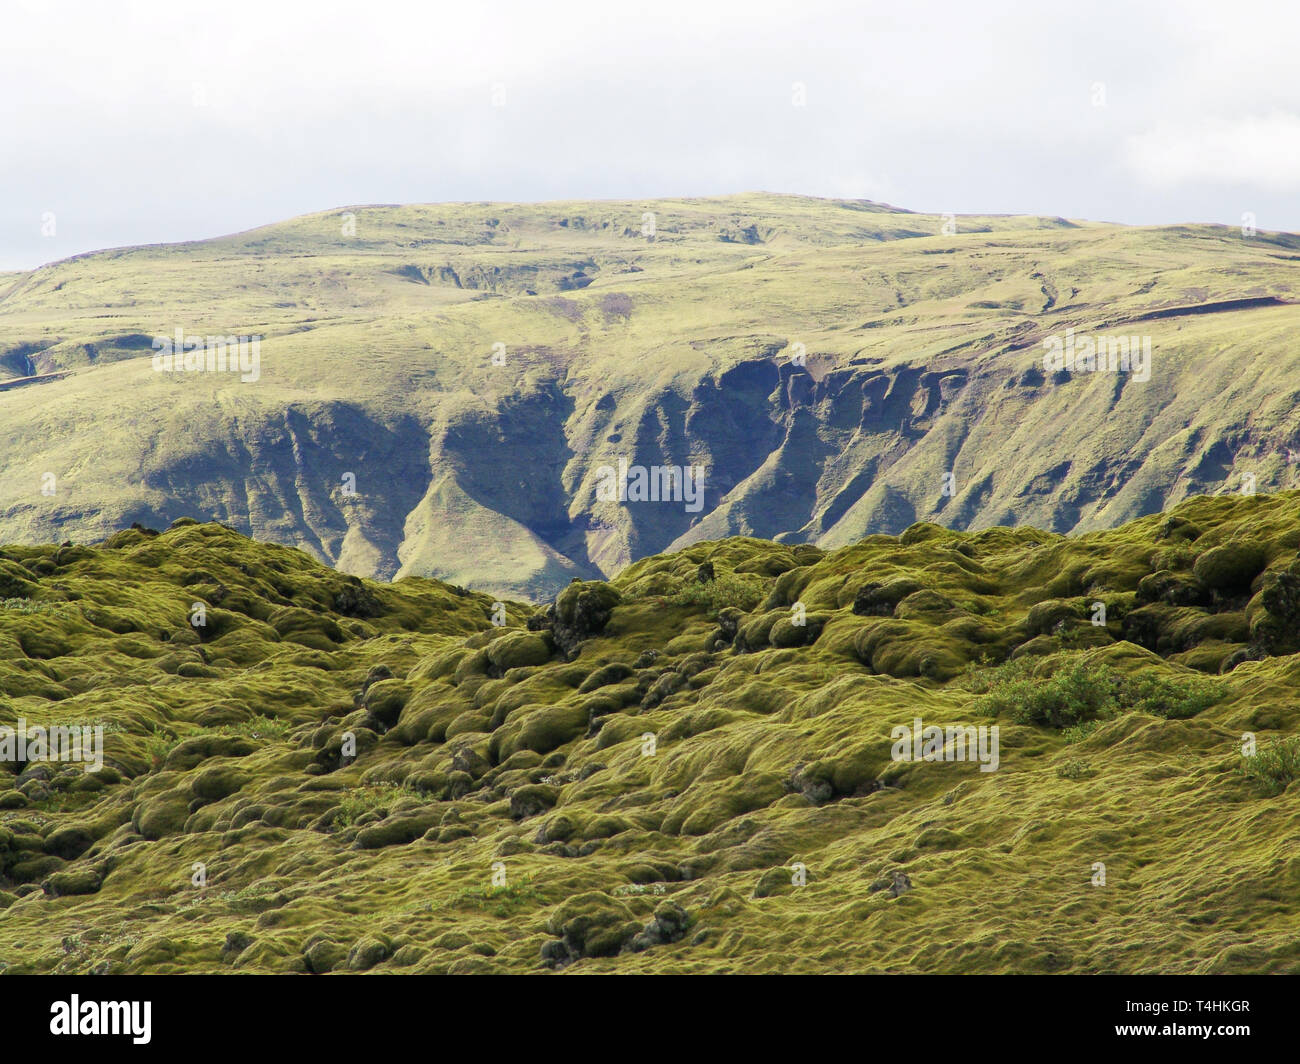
[3,0,1299,271]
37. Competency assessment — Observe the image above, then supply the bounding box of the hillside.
[1,493,1298,974]
[3,193,1300,599]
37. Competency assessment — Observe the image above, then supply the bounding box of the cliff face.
[2,194,1298,599]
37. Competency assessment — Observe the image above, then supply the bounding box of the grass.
[333,783,439,828]
[218,715,292,741]
[1,194,1298,602]
[447,874,542,918]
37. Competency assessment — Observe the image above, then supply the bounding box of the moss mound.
[2,496,1300,974]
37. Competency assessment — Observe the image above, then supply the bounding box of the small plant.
[42,717,125,735]
[143,725,179,769]
[0,598,82,618]
[448,874,541,917]
[335,792,384,827]
[1061,720,1099,744]
[612,882,667,897]
[1120,673,1221,720]
[333,782,436,828]
[1240,736,1300,796]
[666,572,764,615]
[972,657,1118,728]
[220,714,291,741]
[969,652,1223,729]
[220,882,279,914]
[1056,758,1095,780]
[28,791,97,814]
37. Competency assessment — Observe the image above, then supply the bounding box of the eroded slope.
[3,195,1299,598]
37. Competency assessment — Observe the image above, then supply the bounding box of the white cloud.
[1125,114,1300,187]
[3,0,1300,269]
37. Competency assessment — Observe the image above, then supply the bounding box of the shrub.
[666,572,763,615]
[970,653,1223,729]
[973,658,1118,728]
[1240,736,1300,796]
[144,726,180,770]
[333,782,436,828]
[1061,721,1099,744]
[1056,758,1095,780]
[448,874,541,917]
[1120,672,1221,719]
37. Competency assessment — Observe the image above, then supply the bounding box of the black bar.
[2,974,1289,1052]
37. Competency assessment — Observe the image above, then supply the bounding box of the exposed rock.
[870,871,913,898]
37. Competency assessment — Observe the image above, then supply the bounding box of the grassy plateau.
[2,193,1299,599]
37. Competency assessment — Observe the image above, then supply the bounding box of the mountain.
[2,490,1299,974]
[4,193,1299,600]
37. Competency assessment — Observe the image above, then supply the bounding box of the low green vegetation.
[1060,721,1100,744]
[1056,758,1096,780]
[3,194,1299,601]
[970,654,1223,728]
[448,875,543,918]
[1240,736,1300,796]
[664,572,764,615]
[1,492,1299,973]
[333,783,439,828]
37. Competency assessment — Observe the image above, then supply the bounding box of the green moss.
[0,499,1299,973]
[486,631,553,671]
[1192,543,1268,595]
[42,867,103,897]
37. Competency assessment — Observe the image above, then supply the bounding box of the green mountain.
[1,491,1298,973]
[4,193,1298,600]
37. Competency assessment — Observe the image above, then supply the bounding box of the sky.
[2,0,1299,270]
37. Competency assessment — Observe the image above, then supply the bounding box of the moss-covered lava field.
[2,490,1299,973]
